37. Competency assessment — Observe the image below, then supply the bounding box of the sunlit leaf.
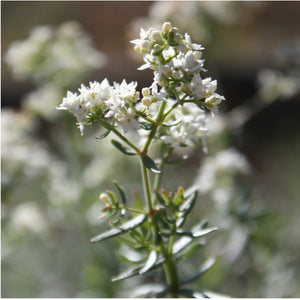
[139,250,158,274]
[111,266,141,282]
[141,155,161,173]
[173,186,184,206]
[91,214,146,242]
[192,227,218,238]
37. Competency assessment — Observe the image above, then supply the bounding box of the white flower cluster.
[131,22,225,115]
[57,79,140,135]
[57,22,225,151]
[158,102,208,149]
[5,21,106,86]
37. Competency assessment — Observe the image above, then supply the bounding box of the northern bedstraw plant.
[57,22,226,298]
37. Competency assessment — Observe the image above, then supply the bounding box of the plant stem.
[142,101,167,154]
[97,118,140,153]
[139,101,180,296]
[163,254,179,297]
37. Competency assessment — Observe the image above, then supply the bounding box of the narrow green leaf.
[110,208,127,226]
[192,227,218,238]
[181,257,216,285]
[90,214,147,242]
[161,190,171,204]
[95,130,110,139]
[179,289,207,298]
[141,156,161,173]
[155,190,167,207]
[111,266,141,282]
[115,252,143,265]
[139,250,158,274]
[107,191,117,206]
[176,190,198,227]
[156,210,172,230]
[111,139,137,156]
[113,181,127,205]
[173,236,194,255]
[112,256,166,282]
[173,186,184,206]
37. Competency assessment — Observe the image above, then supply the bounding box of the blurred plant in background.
[128,1,300,298]
[2,2,300,298]
[2,21,136,297]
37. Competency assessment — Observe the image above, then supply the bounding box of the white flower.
[57,91,89,135]
[115,107,140,134]
[189,75,217,98]
[183,33,204,51]
[173,50,204,73]
[113,80,139,103]
[160,103,208,148]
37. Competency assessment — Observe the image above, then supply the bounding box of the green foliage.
[111,139,137,156]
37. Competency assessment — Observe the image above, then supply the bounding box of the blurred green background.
[2,1,300,297]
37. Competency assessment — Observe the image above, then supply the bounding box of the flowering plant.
[57,22,226,297]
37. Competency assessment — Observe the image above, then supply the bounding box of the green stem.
[142,101,167,154]
[97,118,140,153]
[163,254,179,297]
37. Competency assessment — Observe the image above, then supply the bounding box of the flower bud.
[142,97,151,106]
[142,87,150,97]
[151,30,162,41]
[162,22,172,33]
[99,193,110,203]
